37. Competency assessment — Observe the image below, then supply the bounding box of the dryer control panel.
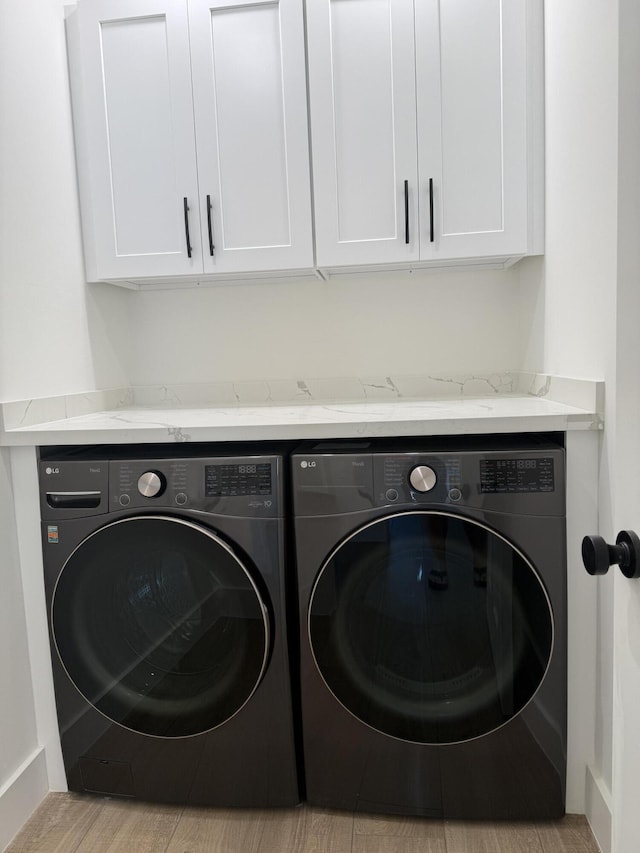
[292,443,565,518]
[375,451,564,516]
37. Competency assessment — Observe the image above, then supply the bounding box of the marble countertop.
[0,373,603,446]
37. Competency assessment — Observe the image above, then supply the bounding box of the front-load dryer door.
[309,511,554,744]
[52,516,270,738]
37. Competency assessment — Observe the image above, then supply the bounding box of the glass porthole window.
[309,512,553,744]
[52,516,269,738]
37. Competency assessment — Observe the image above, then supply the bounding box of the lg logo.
[299,460,317,469]
[45,467,60,475]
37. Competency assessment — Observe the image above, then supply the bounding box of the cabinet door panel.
[100,18,184,256]
[189,0,313,272]
[439,0,503,235]
[69,0,201,280]
[416,0,528,259]
[307,0,419,266]
[331,0,397,243]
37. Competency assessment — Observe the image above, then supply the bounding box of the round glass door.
[309,512,554,744]
[52,516,270,738]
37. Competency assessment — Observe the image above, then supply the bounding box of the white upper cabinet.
[67,0,313,282]
[68,0,542,282]
[306,0,543,268]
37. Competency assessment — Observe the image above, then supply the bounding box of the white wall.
[127,268,525,386]
[542,4,618,379]
[0,454,36,760]
[0,450,47,850]
[517,257,545,372]
[0,0,130,841]
[0,0,130,404]
[538,2,619,848]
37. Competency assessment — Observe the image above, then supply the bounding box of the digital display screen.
[205,463,272,497]
[480,458,554,493]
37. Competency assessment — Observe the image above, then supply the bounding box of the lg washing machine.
[39,444,299,807]
[291,435,566,819]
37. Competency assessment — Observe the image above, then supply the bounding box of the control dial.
[408,465,437,493]
[137,471,165,498]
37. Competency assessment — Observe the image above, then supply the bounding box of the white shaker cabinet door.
[188,0,313,273]
[68,0,202,280]
[415,0,530,260]
[306,0,419,267]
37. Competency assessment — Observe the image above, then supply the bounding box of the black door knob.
[582,530,640,578]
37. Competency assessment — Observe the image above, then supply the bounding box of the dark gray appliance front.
[292,439,567,819]
[39,450,298,807]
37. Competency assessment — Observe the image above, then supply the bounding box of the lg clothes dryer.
[292,435,566,819]
[39,446,298,807]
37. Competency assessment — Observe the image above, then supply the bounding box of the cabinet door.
[68,0,202,280]
[306,0,419,267]
[188,0,313,273]
[415,0,529,259]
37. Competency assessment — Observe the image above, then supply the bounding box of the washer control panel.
[106,457,280,517]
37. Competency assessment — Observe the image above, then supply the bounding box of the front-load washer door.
[309,511,554,744]
[52,516,270,738]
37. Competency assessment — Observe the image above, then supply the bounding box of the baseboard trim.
[586,765,612,853]
[0,748,48,852]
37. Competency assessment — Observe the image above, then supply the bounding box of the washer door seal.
[52,515,270,738]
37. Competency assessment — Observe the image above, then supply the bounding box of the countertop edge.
[0,373,605,446]
[0,400,602,447]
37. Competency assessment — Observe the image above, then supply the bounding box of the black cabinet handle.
[429,177,434,243]
[404,180,409,244]
[183,197,192,258]
[206,194,215,256]
[582,530,640,578]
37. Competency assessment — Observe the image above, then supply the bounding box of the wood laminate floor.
[4,794,601,853]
